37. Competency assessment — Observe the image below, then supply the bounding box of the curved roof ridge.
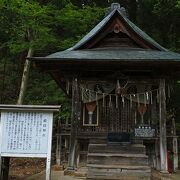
[67,8,167,51]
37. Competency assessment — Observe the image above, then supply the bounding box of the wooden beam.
[159,79,168,173]
[0,104,60,112]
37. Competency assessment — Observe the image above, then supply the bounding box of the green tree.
[137,0,180,52]
[153,0,180,51]
[0,0,57,105]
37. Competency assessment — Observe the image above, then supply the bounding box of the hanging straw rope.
[81,86,162,97]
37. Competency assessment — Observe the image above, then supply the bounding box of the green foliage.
[51,3,104,49]
[0,0,104,120]
[24,70,71,119]
[137,0,180,52]
[153,0,180,50]
[0,0,180,121]
[0,0,56,53]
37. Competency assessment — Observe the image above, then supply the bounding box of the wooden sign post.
[0,105,60,180]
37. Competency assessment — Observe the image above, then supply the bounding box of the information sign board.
[1,112,51,155]
[0,105,60,180]
[135,126,155,138]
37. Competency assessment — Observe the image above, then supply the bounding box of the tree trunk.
[0,58,7,103]
[17,48,33,105]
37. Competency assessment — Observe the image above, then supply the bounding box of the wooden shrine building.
[31,3,180,179]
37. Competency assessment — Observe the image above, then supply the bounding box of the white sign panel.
[0,105,60,180]
[0,111,53,155]
[135,127,155,138]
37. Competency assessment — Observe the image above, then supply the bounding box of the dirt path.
[171,171,180,180]
[25,171,84,180]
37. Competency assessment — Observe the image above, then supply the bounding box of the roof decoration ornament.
[113,24,121,33]
[109,3,128,17]
[110,3,121,11]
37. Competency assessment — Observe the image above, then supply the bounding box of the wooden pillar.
[1,158,9,180]
[56,117,61,166]
[155,139,160,170]
[56,136,61,166]
[171,117,178,171]
[76,143,80,168]
[159,79,168,173]
[173,137,178,171]
[65,137,68,149]
[68,78,81,170]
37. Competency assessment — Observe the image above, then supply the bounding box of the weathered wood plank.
[67,78,81,169]
[88,143,146,154]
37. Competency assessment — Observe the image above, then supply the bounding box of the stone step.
[88,143,146,154]
[87,167,151,179]
[87,153,149,166]
[86,143,151,179]
[87,164,151,172]
[87,166,151,180]
[88,153,147,158]
[87,173,151,180]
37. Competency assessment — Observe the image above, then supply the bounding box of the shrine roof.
[30,3,180,71]
[32,49,180,62]
[69,6,166,51]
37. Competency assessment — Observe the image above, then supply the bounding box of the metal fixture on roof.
[106,3,128,17]
[111,3,121,11]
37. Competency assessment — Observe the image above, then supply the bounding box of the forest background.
[0,0,180,131]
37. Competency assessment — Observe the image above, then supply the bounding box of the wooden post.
[0,156,1,180]
[68,78,81,170]
[155,139,160,170]
[172,117,178,171]
[159,79,168,173]
[56,117,61,166]
[0,116,2,179]
[1,158,9,180]
[76,143,80,168]
[46,114,53,180]
[173,137,178,171]
[0,115,9,180]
